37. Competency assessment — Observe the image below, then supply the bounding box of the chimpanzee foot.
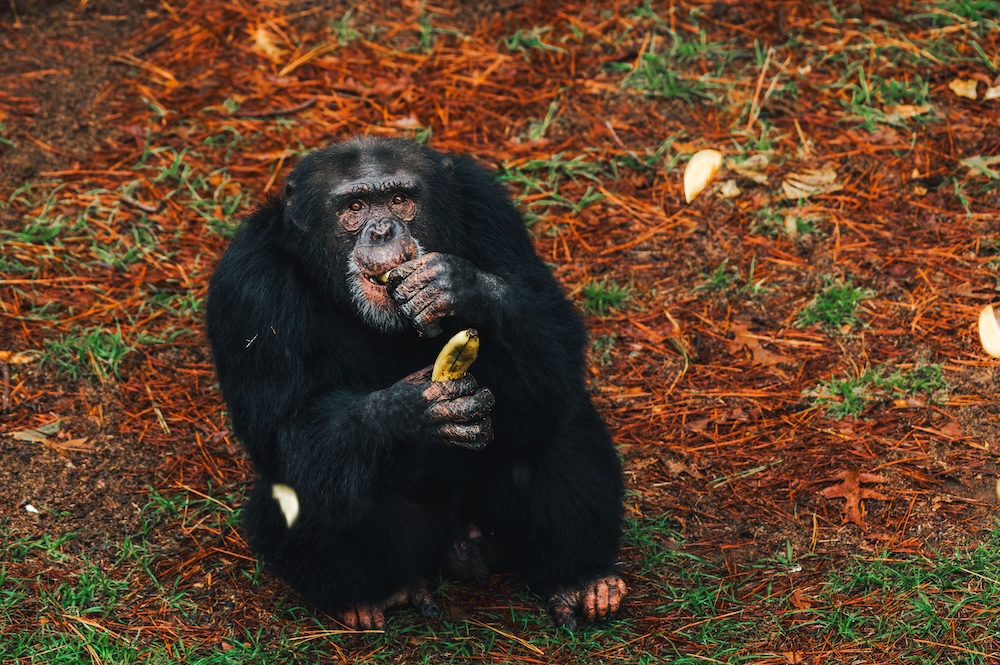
[547,574,627,631]
[336,583,441,630]
[446,524,491,581]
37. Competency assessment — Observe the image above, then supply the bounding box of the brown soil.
[2,0,999,661]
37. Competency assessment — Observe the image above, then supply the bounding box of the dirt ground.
[2,0,1000,661]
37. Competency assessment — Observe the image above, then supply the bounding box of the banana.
[271,483,300,529]
[432,328,480,381]
[979,304,1000,358]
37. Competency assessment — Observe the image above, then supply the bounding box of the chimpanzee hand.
[375,367,494,450]
[386,252,507,338]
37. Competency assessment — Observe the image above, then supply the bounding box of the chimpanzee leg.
[242,480,453,628]
[479,403,626,629]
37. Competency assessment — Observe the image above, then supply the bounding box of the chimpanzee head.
[282,137,450,332]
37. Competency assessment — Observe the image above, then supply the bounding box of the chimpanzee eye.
[391,193,406,205]
[349,199,364,211]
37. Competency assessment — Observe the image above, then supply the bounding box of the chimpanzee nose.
[364,217,398,245]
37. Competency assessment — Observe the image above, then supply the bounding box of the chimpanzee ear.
[282,180,306,232]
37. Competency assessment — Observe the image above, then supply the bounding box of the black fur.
[206,137,623,621]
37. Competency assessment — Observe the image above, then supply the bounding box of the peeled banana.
[432,328,480,381]
[979,304,1000,358]
[271,483,300,529]
[683,149,723,203]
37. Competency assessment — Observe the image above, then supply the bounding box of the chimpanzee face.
[282,139,447,333]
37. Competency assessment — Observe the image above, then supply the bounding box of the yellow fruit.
[978,304,1000,358]
[271,483,300,528]
[432,329,480,381]
[683,149,723,203]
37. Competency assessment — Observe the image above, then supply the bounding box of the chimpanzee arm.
[386,156,591,428]
[207,206,492,523]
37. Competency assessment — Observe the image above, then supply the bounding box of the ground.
[1,1,1000,663]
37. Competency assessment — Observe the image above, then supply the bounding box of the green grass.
[807,363,950,418]
[795,277,876,331]
[4,506,1000,663]
[41,324,136,381]
[695,259,738,293]
[581,276,631,316]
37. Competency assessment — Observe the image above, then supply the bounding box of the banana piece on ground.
[979,304,1000,358]
[271,483,300,529]
[432,329,480,381]
[683,149,723,203]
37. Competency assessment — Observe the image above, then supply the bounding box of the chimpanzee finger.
[421,374,479,402]
[435,419,492,450]
[426,389,495,423]
[401,365,434,385]
[389,255,444,304]
[384,252,432,290]
[405,297,451,338]
[583,583,598,621]
[548,593,578,632]
[338,608,360,629]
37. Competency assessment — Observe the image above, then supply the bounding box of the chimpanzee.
[206,137,626,630]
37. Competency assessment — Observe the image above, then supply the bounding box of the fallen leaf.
[391,115,422,129]
[949,77,979,100]
[789,589,814,611]
[884,104,932,123]
[985,85,1000,101]
[0,351,37,364]
[821,470,889,528]
[961,155,1000,180]
[251,26,286,63]
[727,322,787,367]
[725,153,770,184]
[719,179,741,198]
[780,163,842,200]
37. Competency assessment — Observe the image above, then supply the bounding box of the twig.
[120,194,163,214]
[234,97,317,118]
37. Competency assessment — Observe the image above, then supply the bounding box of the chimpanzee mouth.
[367,270,394,287]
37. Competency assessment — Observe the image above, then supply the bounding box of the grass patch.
[807,363,949,418]
[795,277,875,331]
[581,276,631,316]
[41,324,136,381]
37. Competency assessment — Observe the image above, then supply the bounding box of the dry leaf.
[727,322,787,367]
[884,104,931,123]
[0,351,37,364]
[391,115,422,129]
[985,85,1000,101]
[725,153,770,184]
[821,470,889,528]
[949,78,978,100]
[719,179,741,198]
[961,155,1000,180]
[780,164,842,200]
[252,26,286,63]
